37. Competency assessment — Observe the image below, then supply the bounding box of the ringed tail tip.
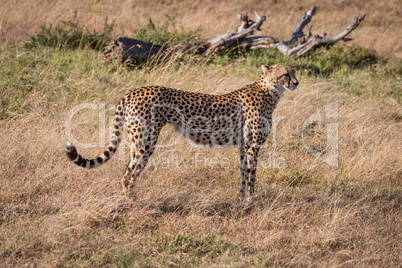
[65,141,73,151]
[65,141,78,161]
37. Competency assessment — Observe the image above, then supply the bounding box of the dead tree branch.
[287,14,366,57]
[287,5,317,45]
[205,11,266,53]
[274,5,317,54]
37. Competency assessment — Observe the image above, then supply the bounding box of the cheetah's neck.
[269,84,287,98]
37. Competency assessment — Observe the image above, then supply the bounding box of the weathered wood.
[288,14,366,57]
[236,12,252,33]
[274,5,317,55]
[287,5,317,45]
[205,11,266,53]
[239,36,278,50]
[100,37,164,64]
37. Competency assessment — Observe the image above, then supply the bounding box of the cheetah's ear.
[261,65,270,74]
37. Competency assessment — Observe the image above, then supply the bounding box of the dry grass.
[1,0,401,58]
[0,0,401,267]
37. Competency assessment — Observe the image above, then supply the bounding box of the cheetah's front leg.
[239,144,248,197]
[245,146,259,195]
[239,144,260,197]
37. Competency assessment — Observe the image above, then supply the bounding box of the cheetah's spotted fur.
[65,64,299,200]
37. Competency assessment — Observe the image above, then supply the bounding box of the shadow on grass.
[118,187,292,219]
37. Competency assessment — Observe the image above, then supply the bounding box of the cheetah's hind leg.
[121,142,157,202]
[121,152,143,202]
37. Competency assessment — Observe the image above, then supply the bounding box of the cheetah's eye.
[284,74,291,81]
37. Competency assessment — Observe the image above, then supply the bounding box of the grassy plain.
[0,0,401,267]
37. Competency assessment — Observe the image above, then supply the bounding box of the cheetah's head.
[260,64,299,91]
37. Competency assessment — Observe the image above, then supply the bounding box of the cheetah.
[65,64,299,200]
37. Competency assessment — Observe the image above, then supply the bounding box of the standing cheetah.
[65,64,299,200]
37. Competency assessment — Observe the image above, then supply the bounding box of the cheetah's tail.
[65,102,124,170]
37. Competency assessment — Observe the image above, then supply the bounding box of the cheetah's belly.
[169,105,243,147]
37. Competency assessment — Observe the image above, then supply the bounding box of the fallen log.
[101,5,365,64]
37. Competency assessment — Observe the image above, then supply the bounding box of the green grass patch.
[109,249,139,268]
[0,47,125,119]
[213,44,380,77]
[24,12,114,50]
[156,233,236,257]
